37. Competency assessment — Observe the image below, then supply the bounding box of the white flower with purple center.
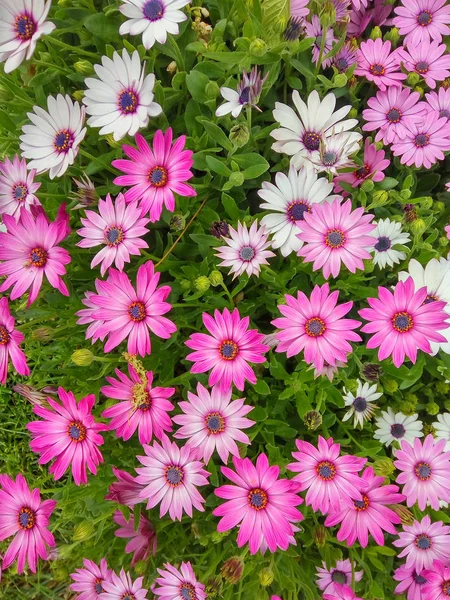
[0,155,40,220]
[216,67,268,118]
[369,218,411,269]
[342,379,381,428]
[373,407,423,447]
[309,131,362,174]
[83,49,162,141]
[433,413,450,452]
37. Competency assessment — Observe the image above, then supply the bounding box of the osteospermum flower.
[297,198,376,279]
[310,131,362,175]
[20,94,86,179]
[173,382,254,464]
[334,138,390,193]
[397,40,450,89]
[185,307,269,394]
[433,414,450,451]
[355,39,406,91]
[113,510,157,565]
[323,585,363,600]
[83,50,162,141]
[213,453,304,554]
[304,16,337,68]
[374,408,423,447]
[316,559,363,595]
[216,66,268,118]
[70,558,113,599]
[76,289,107,345]
[393,0,450,45]
[27,387,107,485]
[0,296,30,386]
[77,193,150,277]
[393,516,450,572]
[0,155,40,219]
[359,277,449,367]
[136,435,210,521]
[112,129,195,223]
[153,562,207,600]
[394,564,429,600]
[0,207,71,306]
[369,218,411,269]
[258,165,340,257]
[272,283,362,371]
[332,44,358,73]
[0,0,55,73]
[291,0,310,18]
[0,474,56,574]
[105,467,146,507]
[425,87,450,122]
[288,436,367,515]
[423,560,450,600]
[342,380,381,428]
[101,569,148,600]
[348,4,373,37]
[101,365,175,445]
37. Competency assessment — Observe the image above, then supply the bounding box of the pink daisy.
[76,289,107,345]
[100,569,148,600]
[291,0,309,18]
[397,40,450,89]
[394,564,429,600]
[394,434,450,511]
[423,560,450,600]
[362,87,426,144]
[0,155,40,219]
[393,0,450,45]
[173,382,254,464]
[323,585,363,600]
[0,296,30,385]
[113,510,157,566]
[359,277,449,368]
[135,435,210,521]
[272,283,362,371]
[393,516,450,572]
[78,261,177,357]
[105,467,146,507]
[355,39,407,91]
[153,562,207,600]
[213,453,303,554]
[333,44,358,73]
[446,223,450,239]
[316,559,363,595]
[288,436,367,515]
[101,365,175,445]
[77,193,150,277]
[324,466,405,547]
[27,387,107,485]
[0,206,71,306]
[112,129,196,223]
[297,198,376,279]
[214,220,274,280]
[348,5,373,37]
[185,307,269,394]
[304,16,337,68]
[0,473,56,574]
[334,138,390,193]
[70,558,113,599]
[426,87,450,121]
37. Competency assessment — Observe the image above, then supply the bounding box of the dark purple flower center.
[305,317,326,337]
[355,165,370,179]
[415,534,432,550]
[106,226,124,246]
[322,151,338,166]
[442,581,450,596]
[331,570,347,584]
[417,10,432,26]
[303,131,321,151]
[148,165,168,187]
[248,488,268,510]
[239,245,255,261]
[416,61,429,74]
[54,129,74,153]
[440,109,450,119]
[68,420,87,442]
[316,460,336,480]
[239,86,251,105]
[387,107,402,123]
[121,595,135,600]
[128,301,146,322]
[0,325,10,345]
[325,229,345,248]
[353,396,367,412]
[287,200,310,222]
[18,507,36,530]
[424,293,438,304]
[143,0,164,21]
[219,340,239,360]
[335,57,349,72]
[179,583,196,600]
[392,311,413,332]
[118,89,138,114]
[29,247,48,268]
[13,183,28,200]
[374,236,391,252]
[414,573,427,585]
[415,461,432,481]
[390,423,406,438]
[205,412,225,434]
[353,495,370,511]
[14,14,36,40]
[94,579,104,594]
[370,63,385,76]
[285,17,303,41]
[414,133,429,147]
[165,465,184,486]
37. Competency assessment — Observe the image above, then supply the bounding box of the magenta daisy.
[0,473,56,574]
[105,467,146,507]
[27,387,107,485]
[359,277,449,368]
[304,16,337,68]
[0,296,30,386]
[135,435,210,521]
[173,382,254,464]
[316,559,363,595]
[297,198,376,279]
[101,365,175,445]
[112,129,196,223]
[394,564,429,600]
[70,558,113,599]
[213,453,303,554]
[76,289,107,345]
[272,283,362,371]
[323,585,363,600]
[334,138,390,193]
[394,434,450,511]
[397,40,450,89]
[393,516,450,572]
[153,562,207,600]
[113,510,157,565]
[426,87,450,121]
[0,155,40,219]
[393,0,450,45]
[100,569,148,600]
[423,560,450,600]
[77,193,150,277]
[355,39,406,91]
[288,436,367,515]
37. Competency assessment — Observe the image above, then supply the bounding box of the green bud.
[434,201,445,212]
[375,141,384,151]
[259,567,274,587]
[333,73,348,88]
[303,410,322,431]
[349,108,358,119]
[400,189,411,200]
[421,197,433,209]
[361,179,374,192]
[426,401,440,416]
[211,531,225,543]
[195,276,211,293]
[313,525,329,547]
[72,90,85,102]
[382,378,398,393]
[410,218,426,235]
[384,26,400,46]
[209,270,223,287]
[249,38,267,57]
[104,134,124,148]
[133,560,147,576]
[423,423,436,437]
[205,577,222,597]
[372,190,389,206]
[32,326,53,343]
[436,381,449,394]
[73,521,95,542]
[71,349,94,367]
[221,557,244,584]
[320,3,336,27]
[370,26,382,40]
[373,457,395,478]
[414,86,424,98]
[74,60,93,75]
[406,72,421,86]
[206,81,220,99]
[362,363,382,381]
[170,214,186,231]
[229,124,250,148]
[439,236,449,247]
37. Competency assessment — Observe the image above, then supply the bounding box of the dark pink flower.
[101,569,148,600]
[423,560,450,600]
[355,39,406,91]
[304,16,337,68]
[70,558,113,599]
[394,564,429,600]
[153,562,207,600]
[0,296,29,385]
[397,40,450,88]
[113,510,157,565]
[323,583,363,600]
[334,138,390,193]
[105,467,146,507]
[316,559,363,595]
[0,155,40,220]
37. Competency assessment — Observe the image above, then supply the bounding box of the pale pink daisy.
[291,0,310,18]
[323,585,363,600]
[423,560,450,600]
[0,155,40,219]
[100,569,148,600]
[334,138,390,193]
[316,559,363,595]
[185,307,269,394]
[105,467,146,507]
[393,0,450,45]
[348,5,373,37]
[153,562,207,600]
[0,296,30,386]
[394,564,429,600]
[304,16,337,68]
[426,87,450,123]
[397,40,450,89]
[70,558,113,599]
[113,510,157,565]
[355,39,407,91]
[173,382,254,464]
[332,44,358,73]
[136,435,210,521]
[393,516,450,572]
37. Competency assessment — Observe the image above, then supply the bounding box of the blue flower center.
[414,133,429,147]
[416,61,429,74]
[13,184,27,200]
[415,461,432,481]
[374,236,391,252]
[325,229,345,248]
[148,165,168,187]
[179,584,196,600]
[387,108,401,123]
[442,581,450,596]
[29,247,48,268]
[390,423,405,438]
[331,571,347,584]
[106,226,124,246]
[322,151,338,166]
[68,420,86,442]
[121,595,135,600]
[0,326,10,345]
[414,573,427,585]
[392,311,413,332]
[415,534,432,550]
[424,293,438,304]
[219,340,239,360]
[303,131,321,151]
[143,0,164,21]
[128,301,146,322]
[205,412,224,434]
[317,460,336,480]
[18,507,36,530]
[239,86,251,105]
[118,89,138,114]
[353,397,367,412]
[14,14,36,40]
[165,465,183,486]
[239,245,255,261]
[370,63,385,76]
[248,488,268,510]
[417,10,432,26]
[353,495,370,511]
[440,109,450,119]
[335,57,349,72]
[54,130,74,153]
[94,580,103,594]
[355,165,370,179]
[305,317,326,337]
[287,200,310,222]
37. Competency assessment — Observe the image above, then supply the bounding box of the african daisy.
[393,516,450,572]
[393,564,429,600]
[433,414,450,451]
[105,467,146,507]
[334,138,390,193]
[323,585,363,600]
[290,0,310,19]
[70,558,113,599]
[333,44,358,73]
[374,408,423,447]
[153,562,207,600]
[342,380,381,428]
[423,560,450,600]
[0,155,40,219]
[355,39,406,91]
[316,559,363,595]
[304,16,337,68]
[100,569,148,600]
[309,131,362,175]
[369,218,411,269]
[216,66,268,118]
[76,289,107,345]
[0,296,30,386]
[113,510,157,565]
[425,87,450,123]
[393,0,450,45]
[397,40,450,89]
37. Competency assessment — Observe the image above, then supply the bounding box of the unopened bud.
[170,214,186,231]
[391,504,415,526]
[303,410,322,431]
[333,73,347,88]
[72,90,85,102]
[13,384,49,407]
[373,457,395,478]
[362,363,382,381]
[209,270,223,287]
[349,108,358,119]
[71,349,94,366]
[382,378,398,393]
[370,26,382,39]
[313,525,329,547]
[384,26,400,46]
[250,38,267,57]
[73,521,95,542]
[425,401,440,416]
[372,190,388,206]
[410,218,426,236]
[205,577,222,597]
[406,72,420,86]
[361,179,374,192]
[74,60,93,75]
[423,423,436,437]
[230,123,250,148]
[195,276,211,293]
[221,557,244,584]
[133,560,147,576]
[210,220,229,238]
[259,567,274,587]
[104,134,123,148]
[400,189,411,200]
[435,201,445,212]
[414,86,424,98]
[206,81,220,99]
[167,61,177,74]
[32,326,53,343]
[180,279,191,290]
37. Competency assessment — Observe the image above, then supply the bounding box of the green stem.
[79,149,117,175]
[46,36,99,59]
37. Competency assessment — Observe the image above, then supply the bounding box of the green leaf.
[254,379,270,395]
[378,177,399,190]
[205,155,231,177]
[221,193,241,220]
[84,13,120,40]
[186,70,210,103]
[198,119,233,151]
[242,160,270,180]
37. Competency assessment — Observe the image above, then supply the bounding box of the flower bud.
[13,384,49,407]
[74,60,93,75]
[210,220,229,238]
[436,381,448,394]
[133,560,147,576]
[425,401,440,416]
[370,26,382,39]
[371,190,389,206]
[435,201,445,212]
[443,78,450,90]
[32,326,53,343]
[170,214,186,231]
[373,457,395,478]
[414,86,424,98]
[403,204,417,223]
[250,38,267,57]
[71,349,95,366]
[209,270,223,287]
[230,123,250,148]
[439,236,449,247]
[349,108,358,119]
[391,504,415,526]
[72,90,85,102]
[333,73,348,88]
[206,81,220,99]
[313,525,329,547]
[410,218,426,236]
[361,179,374,192]
[167,60,177,74]
[400,189,411,200]
[221,557,244,584]
[195,276,211,293]
[384,26,400,46]
[303,410,322,431]
[206,577,222,597]
[382,378,398,393]
[259,567,274,587]
[362,363,382,381]
[180,279,192,290]
[73,521,95,542]
[423,423,436,437]
[406,72,421,86]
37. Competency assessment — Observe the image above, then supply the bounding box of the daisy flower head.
[397,40,450,89]
[309,131,362,175]
[355,39,407,91]
[258,165,340,257]
[316,559,363,595]
[100,569,148,600]
[135,435,210,521]
[213,453,304,554]
[334,138,390,193]
[112,129,195,223]
[304,16,337,68]
[369,218,411,269]
[0,155,40,219]
[271,90,359,169]
[185,307,269,394]
[105,467,146,507]
[392,111,450,168]
[426,87,450,122]
[348,4,373,37]
[288,435,367,515]
[113,510,157,565]
[374,408,423,447]
[433,414,450,451]
[214,220,274,280]
[423,560,450,600]
[70,558,113,599]
[272,283,362,371]
[393,0,450,45]
[153,562,207,600]
[394,564,429,600]
[0,0,55,73]
[20,94,86,179]
[0,296,30,385]
[216,66,268,118]
[83,49,162,141]
[101,365,175,445]
[393,515,450,572]
[0,473,56,574]
[27,387,107,485]
[323,585,363,600]
[342,380,381,428]
[332,44,358,73]
[76,289,107,345]
[297,198,376,279]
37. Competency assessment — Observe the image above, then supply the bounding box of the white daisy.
[83,49,162,141]
[257,165,340,257]
[20,94,86,179]
[370,218,411,269]
[216,67,268,118]
[342,379,382,428]
[0,0,55,73]
[118,0,190,50]
[432,413,450,451]
[308,131,362,174]
[271,90,359,169]
[373,407,423,447]
[398,258,450,355]
[0,155,41,219]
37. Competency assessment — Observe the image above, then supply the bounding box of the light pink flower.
[334,138,390,193]
[100,569,148,600]
[105,467,145,507]
[423,560,450,600]
[446,223,450,239]
[394,564,429,600]
[70,558,113,599]
[323,585,363,600]
[393,515,450,572]
[425,87,450,121]
[392,111,450,168]
[348,5,373,37]
[76,289,107,344]
[153,562,207,600]
[113,510,157,565]
[316,559,363,595]
[355,39,406,91]
[0,296,30,385]
[290,0,309,18]
[397,40,450,88]
[304,16,337,68]
[0,155,40,219]
[393,0,450,45]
